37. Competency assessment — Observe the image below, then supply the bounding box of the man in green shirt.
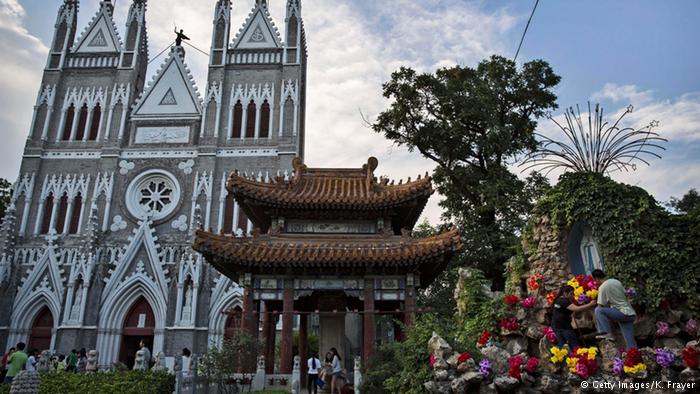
[592,269,637,349]
[65,349,78,373]
[3,342,27,385]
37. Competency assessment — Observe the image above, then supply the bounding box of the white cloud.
[591,83,654,106]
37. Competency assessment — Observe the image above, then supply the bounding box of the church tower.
[1,0,308,369]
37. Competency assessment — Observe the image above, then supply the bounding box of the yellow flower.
[567,278,580,288]
[566,357,578,368]
[623,363,647,374]
[586,289,599,299]
[574,287,584,296]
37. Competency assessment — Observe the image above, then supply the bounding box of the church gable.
[132,49,202,117]
[102,218,170,302]
[14,235,65,308]
[232,5,282,49]
[73,7,122,54]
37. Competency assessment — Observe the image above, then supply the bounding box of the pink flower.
[687,319,698,335]
[522,296,536,309]
[526,357,539,373]
[543,326,557,344]
[656,321,669,337]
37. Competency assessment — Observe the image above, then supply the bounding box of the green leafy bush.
[3,370,175,394]
[532,172,700,311]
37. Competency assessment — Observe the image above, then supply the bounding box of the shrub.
[4,370,174,394]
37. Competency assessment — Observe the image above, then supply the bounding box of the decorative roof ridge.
[72,1,123,53]
[131,46,203,115]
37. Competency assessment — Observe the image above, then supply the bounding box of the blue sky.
[1,0,699,223]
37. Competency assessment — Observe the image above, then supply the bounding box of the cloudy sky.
[1,0,699,224]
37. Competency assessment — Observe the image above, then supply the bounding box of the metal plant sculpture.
[520,103,666,176]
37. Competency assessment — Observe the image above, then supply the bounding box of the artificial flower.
[479,358,491,378]
[522,296,536,309]
[429,353,436,368]
[687,319,698,335]
[655,348,675,368]
[505,294,520,306]
[500,317,519,331]
[508,356,522,380]
[585,289,599,299]
[546,291,557,305]
[681,346,699,369]
[656,321,669,337]
[549,346,568,364]
[574,286,585,297]
[612,357,624,376]
[527,274,542,291]
[577,294,591,304]
[625,287,637,298]
[457,352,471,364]
[477,330,492,347]
[543,326,557,344]
[526,357,539,374]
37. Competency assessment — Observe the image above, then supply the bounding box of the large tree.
[373,55,559,288]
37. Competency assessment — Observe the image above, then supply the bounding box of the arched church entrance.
[28,306,53,352]
[118,296,154,369]
[224,306,242,340]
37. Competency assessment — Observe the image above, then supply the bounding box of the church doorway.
[119,296,154,369]
[28,306,53,352]
[224,306,242,340]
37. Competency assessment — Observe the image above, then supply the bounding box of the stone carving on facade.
[86,350,98,372]
[110,215,127,232]
[133,349,146,371]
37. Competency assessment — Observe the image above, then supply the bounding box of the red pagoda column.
[363,279,376,365]
[265,311,277,374]
[241,273,255,334]
[280,282,294,374]
[404,274,416,328]
[299,313,308,385]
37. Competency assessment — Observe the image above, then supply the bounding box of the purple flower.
[655,348,675,368]
[625,288,636,298]
[613,357,624,376]
[656,321,669,337]
[479,358,492,378]
[577,294,591,304]
[687,319,698,334]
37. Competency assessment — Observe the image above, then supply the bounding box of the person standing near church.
[0,347,15,381]
[592,269,637,349]
[3,342,27,385]
[25,349,38,373]
[139,339,151,368]
[65,349,78,372]
[307,352,321,394]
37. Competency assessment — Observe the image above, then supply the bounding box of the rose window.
[126,170,181,221]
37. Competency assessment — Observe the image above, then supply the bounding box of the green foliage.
[668,188,700,215]
[453,268,506,350]
[372,56,558,287]
[2,371,175,394]
[534,172,700,311]
[200,334,262,394]
[0,178,11,222]
[362,314,454,394]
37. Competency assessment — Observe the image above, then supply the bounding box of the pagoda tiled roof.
[228,157,433,211]
[193,227,462,285]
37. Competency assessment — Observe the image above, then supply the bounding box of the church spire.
[284,0,304,64]
[120,0,148,69]
[210,0,231,66]
[46,0,79,69]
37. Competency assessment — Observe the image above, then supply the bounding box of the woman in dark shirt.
[551,285,596,348]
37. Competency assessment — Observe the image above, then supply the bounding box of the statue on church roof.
[174,28,190,46]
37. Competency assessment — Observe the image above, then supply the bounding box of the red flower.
[546,291,557,305]
[681,347,699,369]
[505,294,520,306]
[526,357,539,374]
[477,330,492,346]
[500,317,519,331]
[508,356,522,380]
[527,274,542,291]
[543,326,557,344]
[458,352,471,364]
[624,347,643,367]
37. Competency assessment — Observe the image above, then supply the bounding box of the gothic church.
[0,0,306,369]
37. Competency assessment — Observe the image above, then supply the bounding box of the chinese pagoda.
[194,157,462,375]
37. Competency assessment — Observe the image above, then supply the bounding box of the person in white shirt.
[329,348,343,394]
[25,349,38,373]
[181,348,192,376]
[306,353,321,394]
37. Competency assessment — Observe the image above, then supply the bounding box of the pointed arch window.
[223,193,235,233]
[40,194,54,234]
[259,100,270,138]
[88,104,101,141]
[62,105,75,140]
[69,192,82,234]
[55,193,69,234]
[231,101,243,138]
[245,100,256,138]
[75,103,89,141]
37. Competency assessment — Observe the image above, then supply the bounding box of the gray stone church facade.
[0,0,306,369]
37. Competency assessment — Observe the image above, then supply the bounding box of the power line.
[514,0,540,62]
[183,40,210,57]
[148,41,175,64]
